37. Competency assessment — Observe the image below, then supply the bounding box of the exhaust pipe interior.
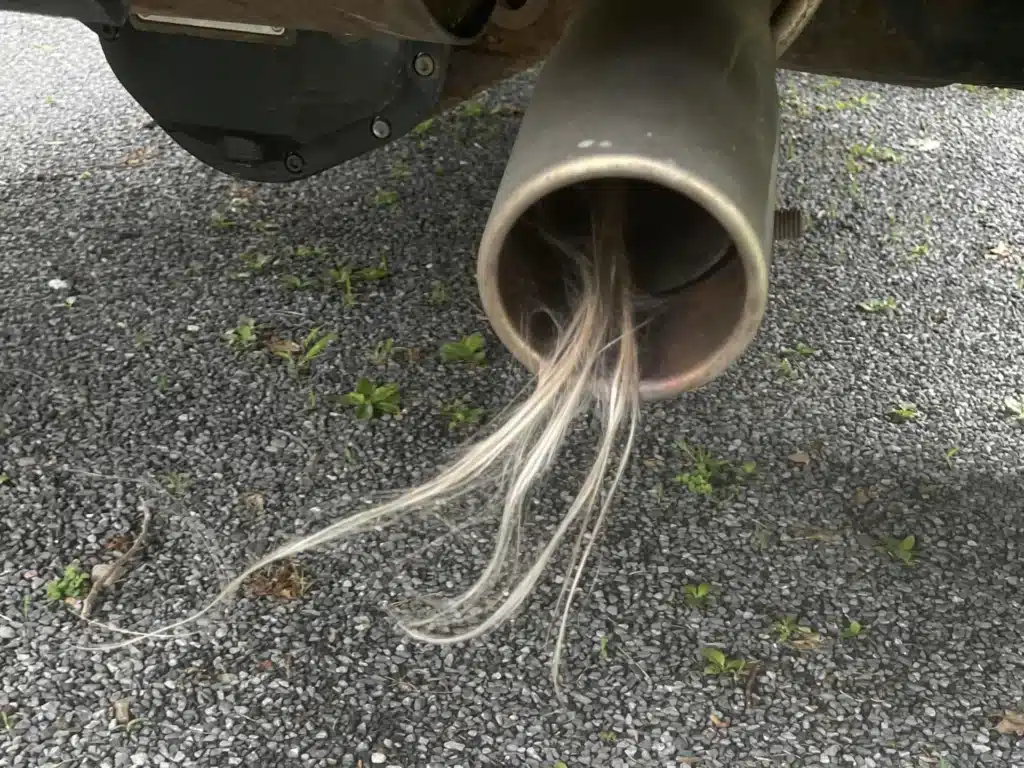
[476,0,780,400]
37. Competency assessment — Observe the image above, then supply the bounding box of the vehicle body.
[4,0,1022,394]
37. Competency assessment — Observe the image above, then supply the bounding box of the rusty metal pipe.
[476,0,779,400]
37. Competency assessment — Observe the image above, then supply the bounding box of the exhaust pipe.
[476,0,779,400]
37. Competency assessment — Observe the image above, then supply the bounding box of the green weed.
[840,619,864,639]
[428,281,449,306]
[45,562,89,602]
[412,118,434,135]
[280,274,318,291]
[880,534,919,566]
[700,647,749,680]
[857,296,898,313]
[674,441,754,496]
[238,252,273,274]
[161,471,191,496]
[908,243,929,263]
[209,211,234,229]
[441,333,486,366]
[370,338,397,366]
[337,378,401,420]
[441,399,485,430]
[373,190,399,207]
[271,328,336,374]
[772,615,809,644]
[683,583,712,609]
[459,100,485,117]
[223,318,258,350]
[598,731,617,744]
[886,402,919,423]
[781,342,818,358]
[294,245,326,259]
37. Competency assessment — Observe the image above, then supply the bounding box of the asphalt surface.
[2,12,1024,768]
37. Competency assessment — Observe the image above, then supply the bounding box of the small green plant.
[280,274,318,291]
[886,402,919,423]
[550,762,569,768]
[45,562,89,601]
[412,117,434,135]
[209,211,234,229]
[683,583,712,609]
[823,94,873,110]
[155,373,170,392]
[857,296,898,313]
[161,471,191,496]
[598,635,610,661]
[673,442,751,496]
[428,281,448,306]
[459,100,485,117]
[223,318,258,350]
[372,190,399,207]
[441,333,487,366]
[943,446,960,466]
[700,647,749,680]
[881,534,919,566]
[327,256,390,306]
[327,265,356,305]
[840,619,864,639]
[294,245,326,259]
[370,338,396,366]
[848,143,902,169]
[337,378,401,420]
[273,328,336,374]
[22,594,30,618]
[598,731,617,744]
[0,473,9,485]
[908,243,929,262]
[782,342,818,357]
[441,399,485,430]
[353,254,390,282]
[772,615,811,644]
[777,357,795,378]
[239,252,273,272]
[1002,394,1024,421]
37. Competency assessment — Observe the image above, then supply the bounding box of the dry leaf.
[790,631,823,651]
[241,492,265,514]
[247,560,310,599]
[113,698,132,725]
[995,711,1024,736]
[709,713,729,728]
[788,451,811,465]
[265,337,300,356]
[103,533,134,552]
[853,487,871,506]
[987,242,1013,260]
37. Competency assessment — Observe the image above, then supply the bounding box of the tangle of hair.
[95,183,643,691]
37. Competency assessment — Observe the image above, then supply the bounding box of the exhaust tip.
[478,161,771,401]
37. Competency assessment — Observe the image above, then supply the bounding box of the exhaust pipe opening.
[477,0,779,401]
[496,177,749,397]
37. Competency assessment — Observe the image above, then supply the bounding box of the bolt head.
[371,118,392,140]
[413,53,436,77]
[284,153,304,173]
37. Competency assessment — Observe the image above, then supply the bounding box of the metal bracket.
[98,22,449,181]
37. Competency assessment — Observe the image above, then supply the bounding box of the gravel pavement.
[2,12,1024,768]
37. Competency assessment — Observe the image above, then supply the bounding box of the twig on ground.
[80,505,152,619]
